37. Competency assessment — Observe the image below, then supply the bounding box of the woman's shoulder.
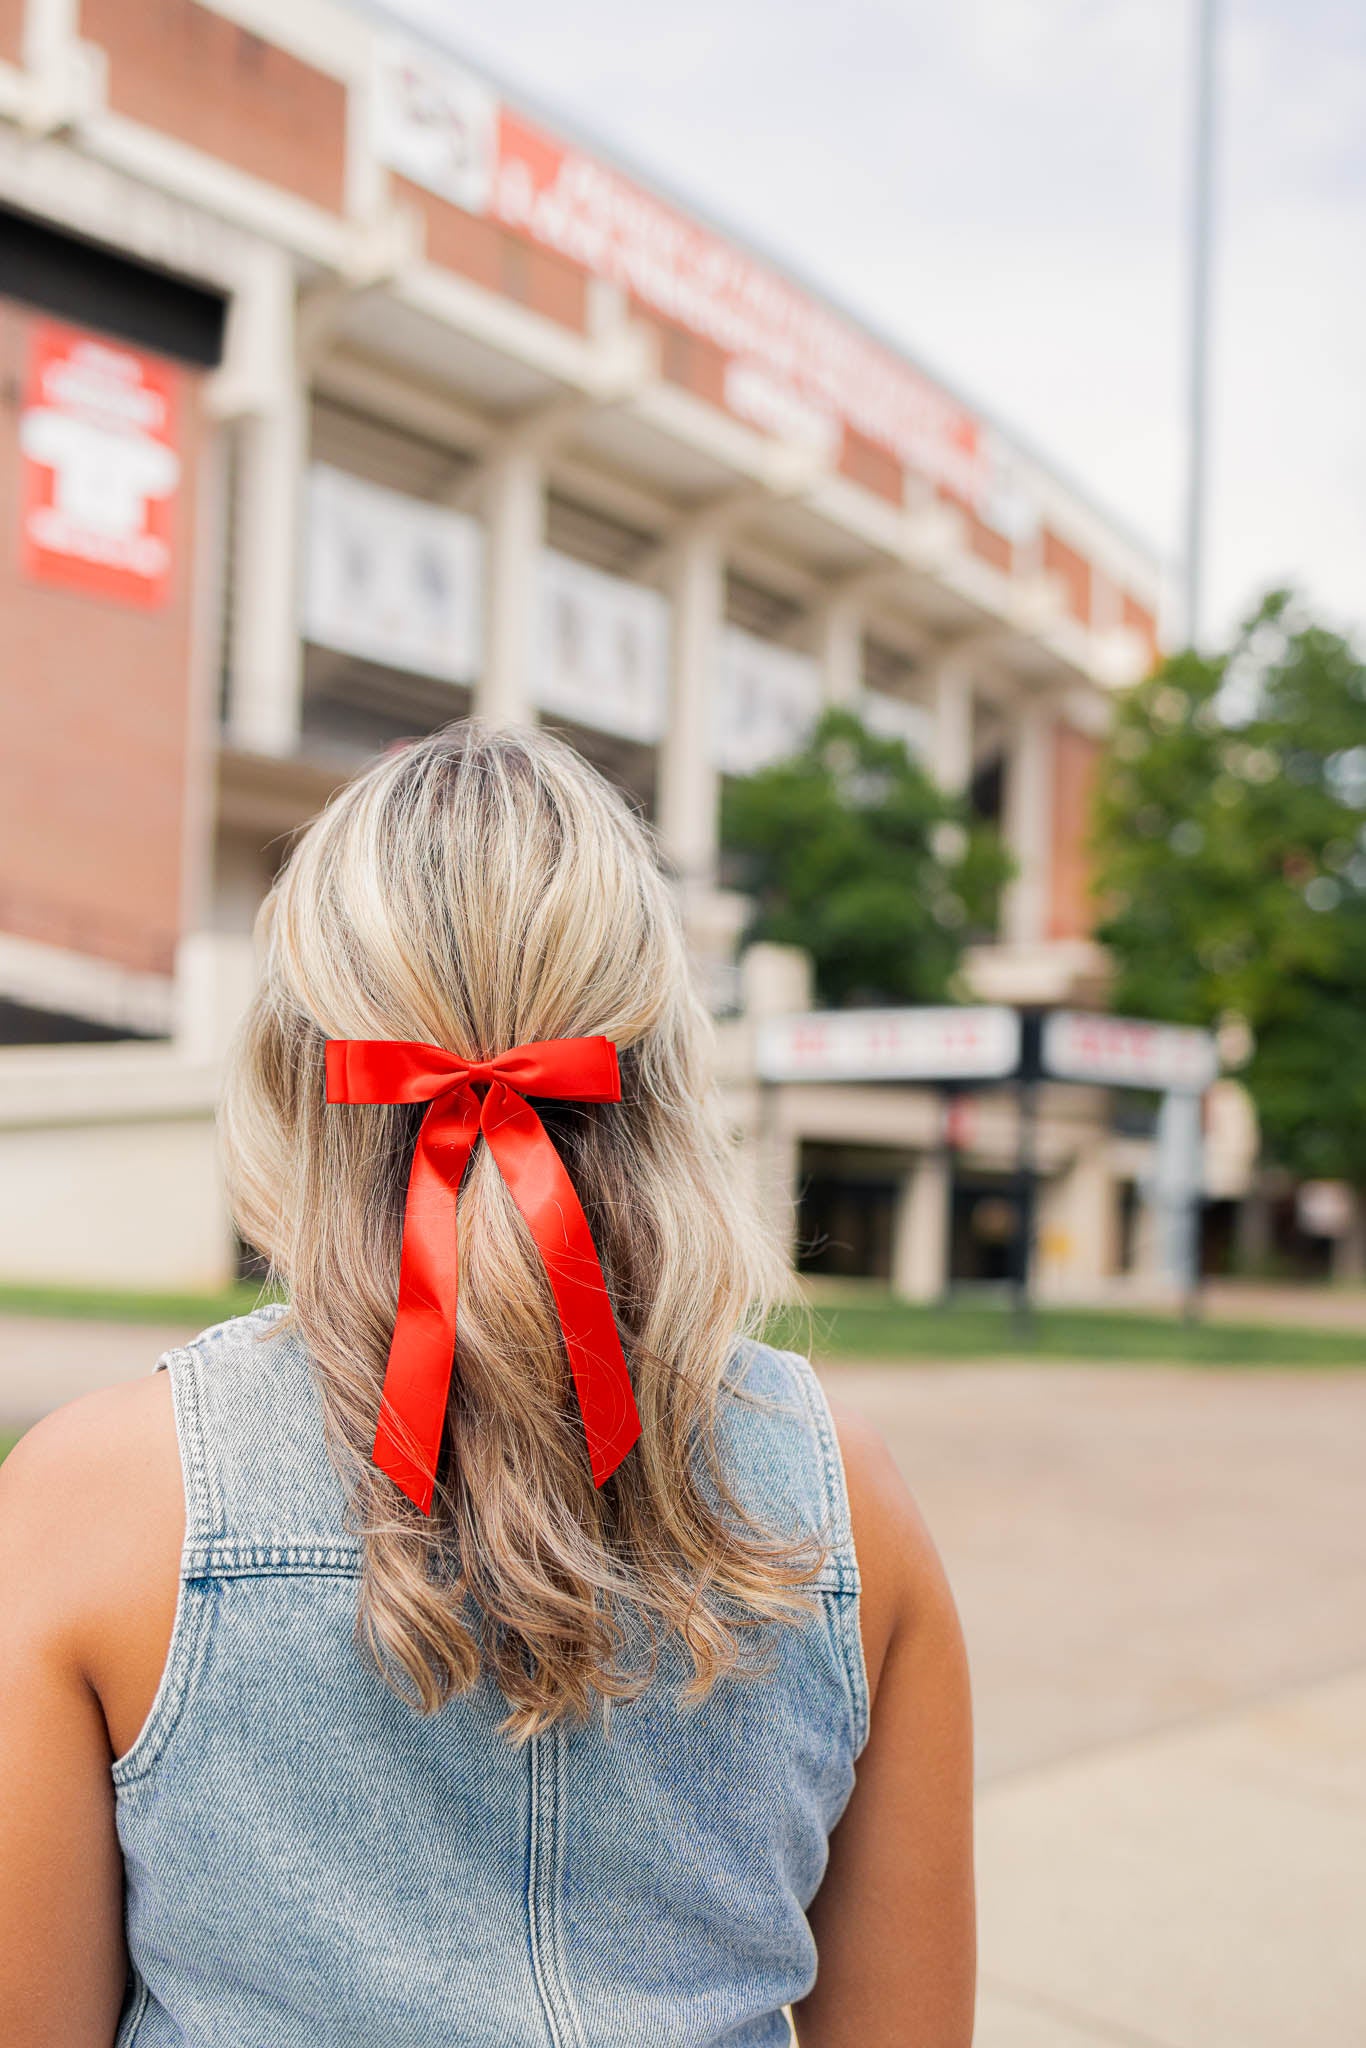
[821,1386,964,1717]
[0,1373,183,1752]
[0,1371,181,1590]
[717,1340,959,1708]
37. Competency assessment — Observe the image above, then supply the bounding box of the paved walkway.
[3,1323,1363,2042]
[0,1313,196,1430]
[819,1359,1366,2048]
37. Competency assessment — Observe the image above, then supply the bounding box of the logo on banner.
[373,34,496,214]
[18,321,181,610]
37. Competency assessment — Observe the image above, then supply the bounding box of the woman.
[0,722,974,2047]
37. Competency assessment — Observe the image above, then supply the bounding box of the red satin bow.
[324,1035,641,1514]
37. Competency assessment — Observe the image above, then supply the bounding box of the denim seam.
[110,1579,218,1789]
[780,1349,872,1757]
[159,1342,213,1547]
[113,1974,150,2045]
[777,1349,860,1591]
[109,1349,221,1789]
[550,1722,588,2048]
[723,1348,852,1593]
[183,1540,362,1577]
[527,1735,568,2048]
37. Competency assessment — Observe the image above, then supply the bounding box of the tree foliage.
[720,706,1013,1008]
[1092,589,1366,1181]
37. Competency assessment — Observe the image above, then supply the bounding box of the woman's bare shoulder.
[824,1389,962,1706]
[0,1374,182,1702]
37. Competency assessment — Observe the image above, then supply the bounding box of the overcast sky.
[389,0,1366,652]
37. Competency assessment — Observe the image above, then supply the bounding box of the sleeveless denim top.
[112,1304,869,2047]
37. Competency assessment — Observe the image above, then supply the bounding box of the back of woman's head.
[218,720,821,1737]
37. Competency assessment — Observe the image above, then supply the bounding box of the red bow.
[324,1036,641,1514]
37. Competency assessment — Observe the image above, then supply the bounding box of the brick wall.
[397,177,589,334]
[0,298,202,977]
[80,0,347,214]
[964,504,1013,575]
[838,426,902,504]
[1048,720,1104,940]
[0,0,24,66]
[1043,525,1093,625]
[1122,589,1160,665]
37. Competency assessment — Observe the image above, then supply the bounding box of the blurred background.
[0,1,1362,2040]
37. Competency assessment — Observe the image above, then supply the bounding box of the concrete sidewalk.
[975,1667,1366,2047]
[819,1359,1366,2046]
[0,1312,196,1431]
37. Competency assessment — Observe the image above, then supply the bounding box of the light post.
[1184,0,1220,649]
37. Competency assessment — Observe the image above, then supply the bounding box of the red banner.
[18,320,181,610]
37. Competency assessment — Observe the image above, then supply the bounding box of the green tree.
[1092,589,1366,1181]
[720,705,1013,1008]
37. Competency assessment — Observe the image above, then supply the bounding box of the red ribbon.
[324,1036,641,1514]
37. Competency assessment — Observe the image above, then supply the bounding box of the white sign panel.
[373,35,497,215]
[302,464,482,684]
[757,1006,1021,1084]
[1043,1012,1218,1093]
[858,686,933,760]
[714,627,821,776]
[535,549,668,744]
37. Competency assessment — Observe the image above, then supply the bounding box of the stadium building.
[0,0,1253,1297]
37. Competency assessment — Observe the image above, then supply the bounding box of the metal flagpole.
[1184,0,1219,649]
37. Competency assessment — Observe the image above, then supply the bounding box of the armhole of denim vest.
[110,1342,218,1790]
[778,1348,871,1760]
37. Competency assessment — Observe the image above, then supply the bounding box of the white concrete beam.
[211,245,307,757]
[1002,690,1056,947]
[657,524,724,886]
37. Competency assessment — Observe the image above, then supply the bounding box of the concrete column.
[22,0,79,71]
[891,1151,950,1302]
[930,657,974,795]
[174,931,261,1062]
[1331,1191,1366,1284]
[815,595,863,710]
[657,525,724,886]
[477,446,544,726]
[1039,1144,1118,1299]
[223,249,306,756]
[1002,691,1055,946]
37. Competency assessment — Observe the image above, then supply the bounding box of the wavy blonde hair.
[218,720,824,1737]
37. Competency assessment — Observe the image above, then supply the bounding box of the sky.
[387,0,1366,652]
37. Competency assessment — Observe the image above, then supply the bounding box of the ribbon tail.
[373,1101,474,1514]
[480,1084,641,1487]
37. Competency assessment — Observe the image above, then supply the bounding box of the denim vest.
[113,1304,869,2047]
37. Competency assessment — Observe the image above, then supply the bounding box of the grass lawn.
[767,1293,1366,1367]
[0,1278,284,1326]
[0,1275,1362,1370]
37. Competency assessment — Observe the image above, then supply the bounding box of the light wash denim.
[113,1303,869,2046]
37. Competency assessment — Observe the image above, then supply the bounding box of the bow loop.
[324,1035,639,1513]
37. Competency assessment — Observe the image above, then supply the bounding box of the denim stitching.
[550,1721,588,2048]
[110,1580,218,1788]
[526,1735,568,2048]
[780,1350,871,1756]
[156,1342,212,1546]
[112,1975,150,2045]
[109,1348,221,1789]
[723,1343,850,1593]
[183,1540,361,1578]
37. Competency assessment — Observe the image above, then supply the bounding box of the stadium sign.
[755,1006,1021,1085]
[373,35,1024,521]
[1041,1011,1218,1094]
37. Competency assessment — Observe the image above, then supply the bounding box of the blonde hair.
[218,720,824,1737]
